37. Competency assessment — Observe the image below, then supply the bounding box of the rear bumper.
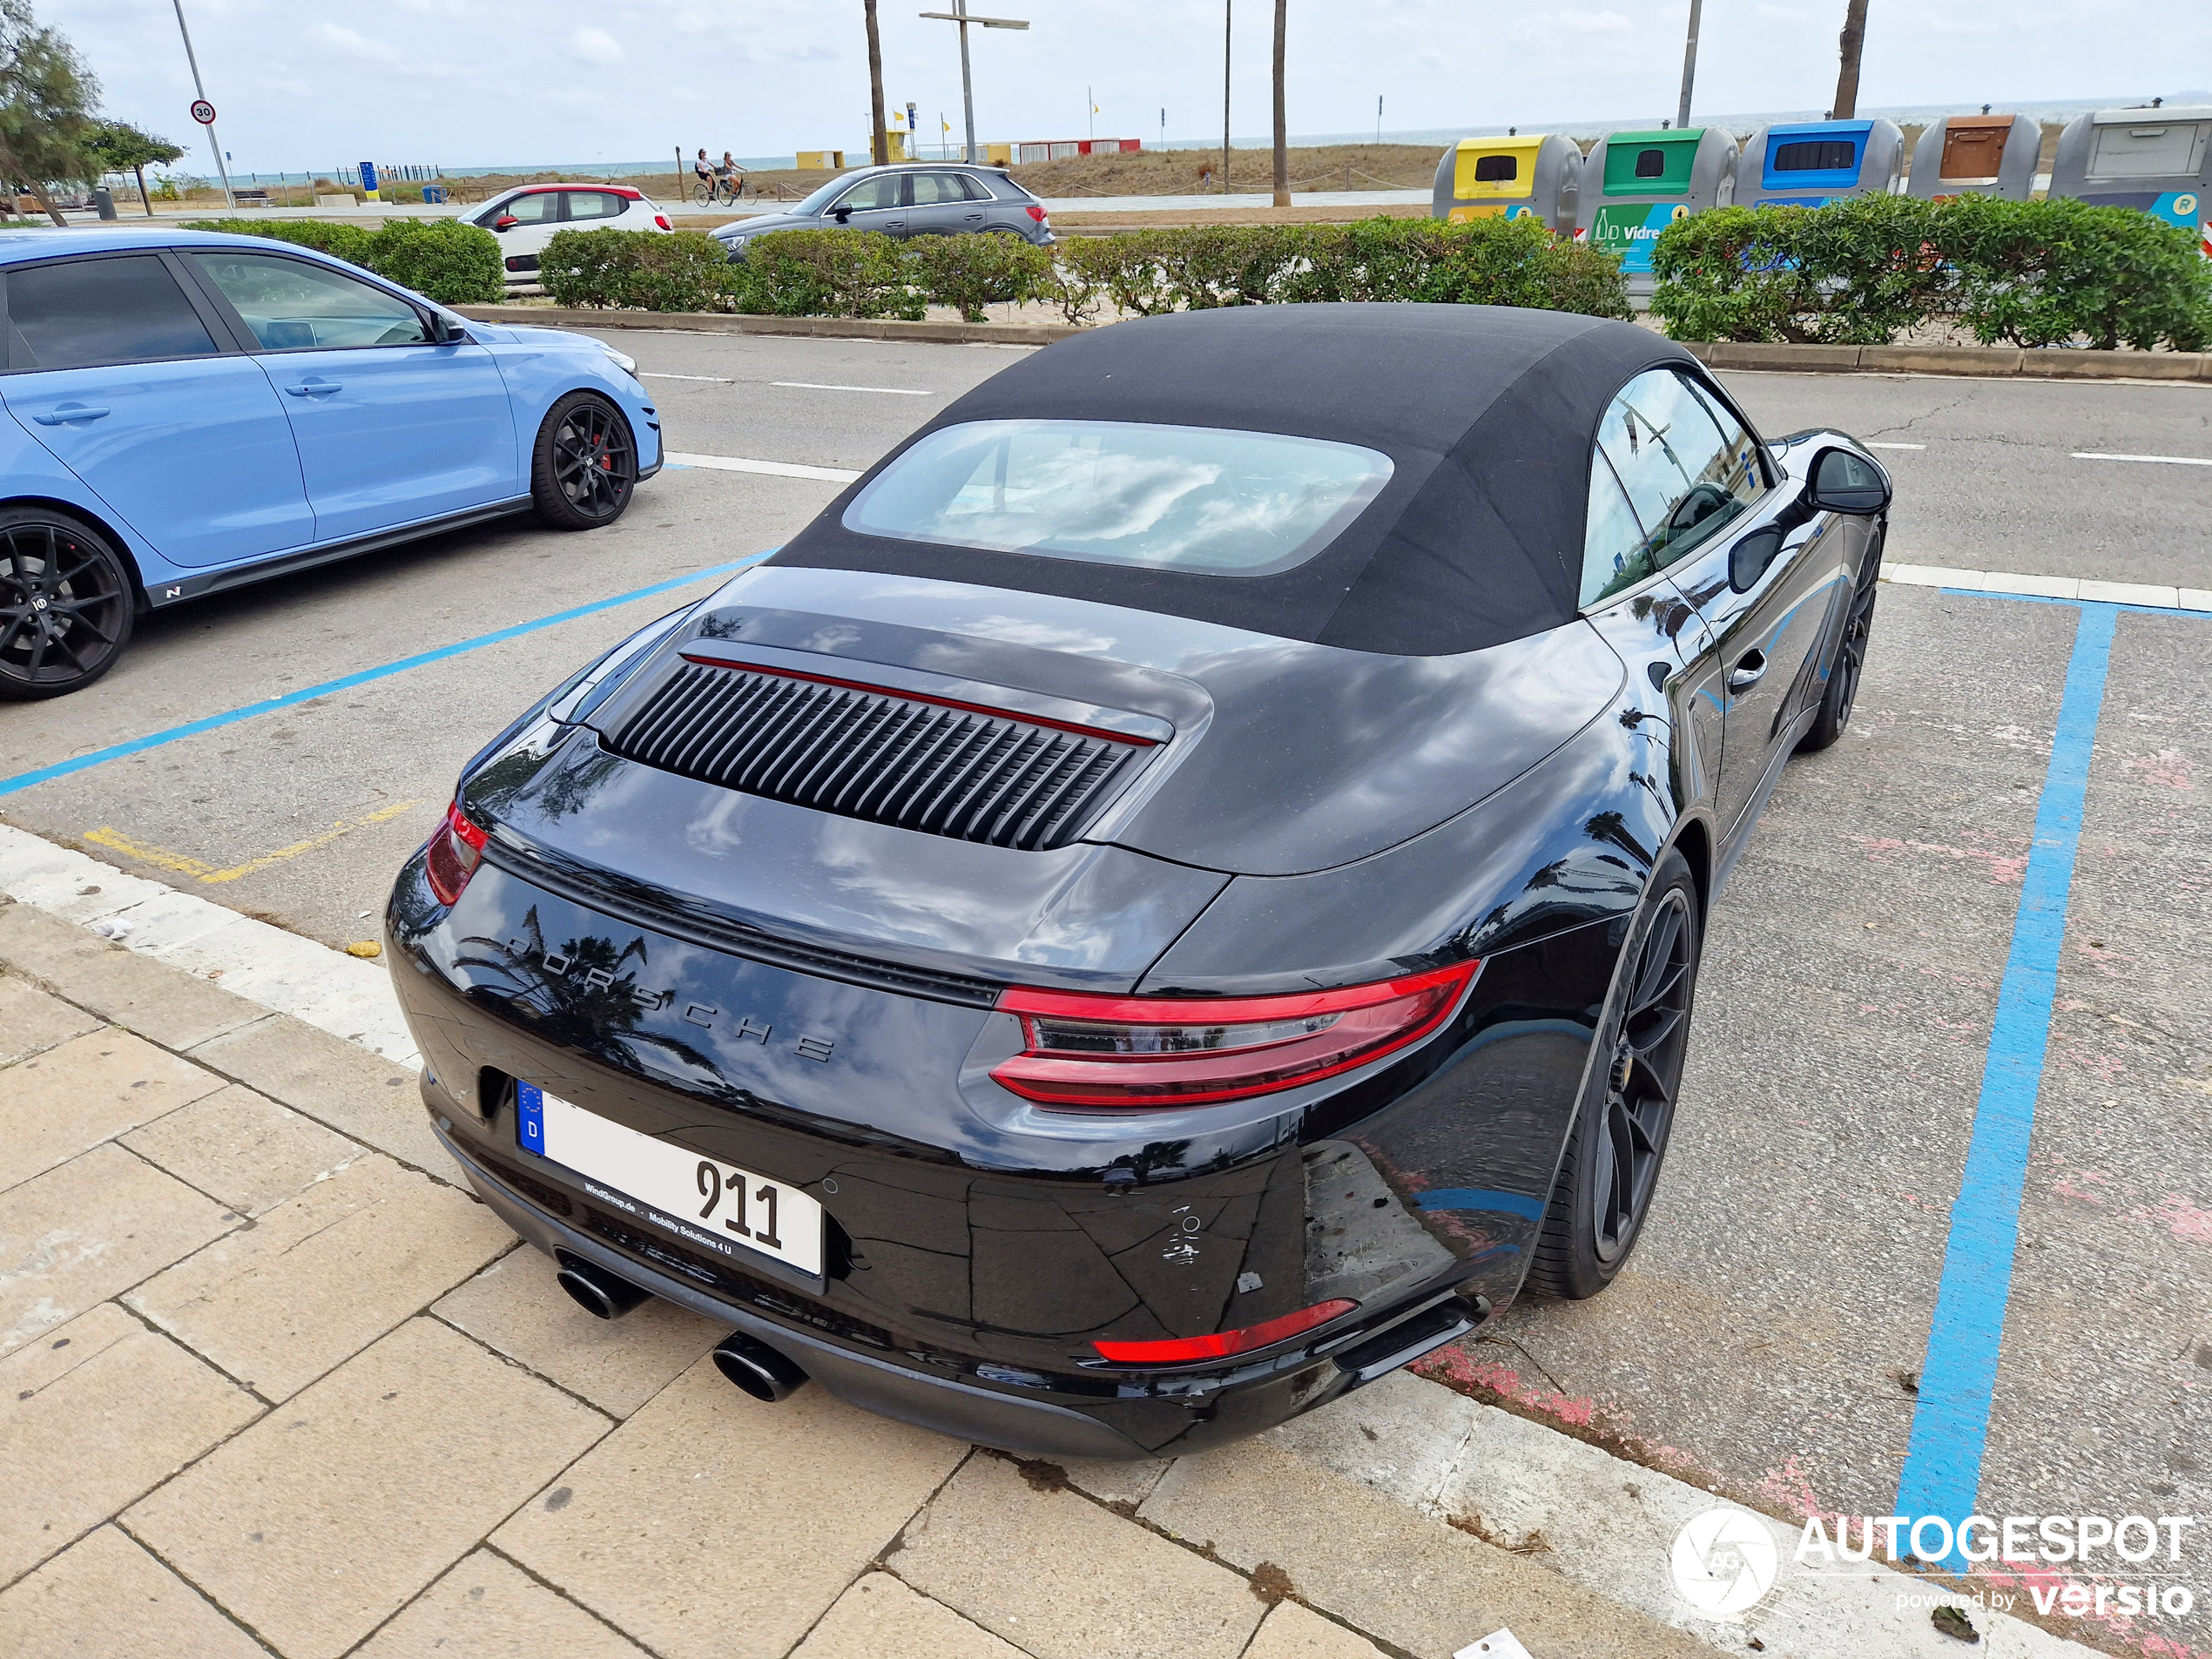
[441,1119,1157,1460]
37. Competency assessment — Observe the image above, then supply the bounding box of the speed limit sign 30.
[190,99,217,125]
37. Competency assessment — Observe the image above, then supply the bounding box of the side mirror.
[831,206,852,223]
[494,215,518,232]
[1807,448,1892,516]
[1729,526,1785,593]
[430,314,469,344]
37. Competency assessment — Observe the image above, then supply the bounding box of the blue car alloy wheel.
[534,391,638,530]
[0,507,136,701]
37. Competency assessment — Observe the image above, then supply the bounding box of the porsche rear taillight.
[989,961,1479,1109]
[424,801,488,906]
[1092,1298,1358,1364]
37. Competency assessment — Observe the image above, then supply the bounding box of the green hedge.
[532,215,1633,325]
[181,217,505,304]
[1652,195,2212,353]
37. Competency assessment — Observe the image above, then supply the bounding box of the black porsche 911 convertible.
[388,303,1890,1458]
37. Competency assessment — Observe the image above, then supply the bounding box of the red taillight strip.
[678,652,1158,746]
[1092,1298,1357,1364]
[998,962,1471,1025]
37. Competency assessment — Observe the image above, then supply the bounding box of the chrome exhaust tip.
[554,1252,651,1320]
[711,1332,809,1402]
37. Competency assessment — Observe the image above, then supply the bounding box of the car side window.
[835,175,905,212]
[6,255,221,371]
[1595,368,1755,574]
[505,191,563,224]
[910,172,970,206]
[563,191,625,220]
[190,253,428,351]
[1581,449,1656,605]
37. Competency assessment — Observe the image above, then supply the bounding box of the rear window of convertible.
[841,419,1394,576]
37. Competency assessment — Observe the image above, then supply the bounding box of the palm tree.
[1831,0,1870,120]
[864,0,889,166]
[1271,0,1288,208]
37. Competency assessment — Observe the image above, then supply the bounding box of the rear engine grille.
[609,659,1150,852]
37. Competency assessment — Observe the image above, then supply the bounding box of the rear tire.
[1526,849,1703,1299]
[529,392,637,531]
[0,507,136,701]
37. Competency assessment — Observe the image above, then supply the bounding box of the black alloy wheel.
[531,392,638,530]
[0,509,136,701]
[1798,537,1883,753]
[1527,848,1702,1298]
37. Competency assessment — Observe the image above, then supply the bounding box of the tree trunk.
[133,164,153,216]
[864,0,890,167]
[25,179,65,228]
[1271,0,1288,207]
[1831,0,1870,121]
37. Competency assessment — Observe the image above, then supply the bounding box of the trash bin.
[1430,133,1582,233]
[1576,126,1738,294]
[91,185,117,219]
[1906,113,2040,200]
[422,184,447,205]
[1733,118,1905,209]
[2049,105,2212,252]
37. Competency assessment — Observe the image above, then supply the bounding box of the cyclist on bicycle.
[716,152,745,201]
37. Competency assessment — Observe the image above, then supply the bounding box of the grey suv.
[711,163,1055,259]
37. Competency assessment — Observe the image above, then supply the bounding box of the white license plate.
[516,1082,823,1278]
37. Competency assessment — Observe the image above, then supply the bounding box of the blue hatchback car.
[0,227,661,699]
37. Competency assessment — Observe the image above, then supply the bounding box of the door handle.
[1727,651,1767,692]
[286,380,341,396]
[31,404,108,425]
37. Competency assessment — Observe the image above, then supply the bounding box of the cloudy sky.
[46,0,2209,176]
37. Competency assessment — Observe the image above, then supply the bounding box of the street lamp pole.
[921,3,1028,165]
[171,0,234,207]
[1676,0,1703,131]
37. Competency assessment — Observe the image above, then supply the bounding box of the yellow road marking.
[84,799,427,885]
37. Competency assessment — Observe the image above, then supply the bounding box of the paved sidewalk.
[0,894,1726,1659]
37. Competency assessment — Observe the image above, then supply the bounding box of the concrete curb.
[455,304,2211,380]
[454,304,1079,347]
[1676,339,2212,381]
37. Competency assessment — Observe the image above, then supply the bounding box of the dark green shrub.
[541,228,736,311]
[1651,198,1944,345]
[183,216,502,303]
[182,217,377,268]
[366,219,504,303]
[1939,196,2212,351]
[906,232,1054,320]
[1653,194,2212,352]
[738,227,920,318]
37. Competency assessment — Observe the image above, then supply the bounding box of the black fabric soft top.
[767,303,1698,657]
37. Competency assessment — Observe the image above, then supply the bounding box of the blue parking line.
[1892,597,2119,1556]
[0,554,768,800]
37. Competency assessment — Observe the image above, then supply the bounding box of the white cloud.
[1558,10,1636,35]
[570,26,626,64]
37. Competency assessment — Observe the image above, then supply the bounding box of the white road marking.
[641,372,732,382]
[1864,442,1925,449]
[772,381,933,395]
[2072,450,2212,466]
[1884,562,2212,612]
[665,451,862,482]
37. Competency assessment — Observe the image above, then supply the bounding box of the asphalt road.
[3,330,2208,1649]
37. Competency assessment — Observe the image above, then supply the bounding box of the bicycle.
[691,175,742,206]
